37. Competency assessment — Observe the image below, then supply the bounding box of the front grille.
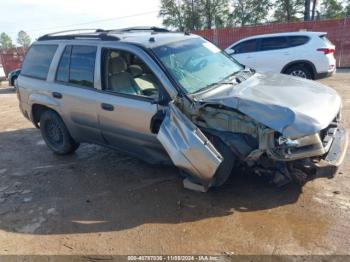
[319,112,340,141]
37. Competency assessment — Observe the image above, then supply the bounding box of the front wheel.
[180,136,236,188]
[210,136,236,187]
[40,110,79,155]
[11,76,17,87]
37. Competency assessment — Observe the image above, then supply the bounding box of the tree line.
[0,31,31,49]
[159,0,350,30]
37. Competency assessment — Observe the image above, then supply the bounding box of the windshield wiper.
[192,69,249,94]
[193,79,234,94]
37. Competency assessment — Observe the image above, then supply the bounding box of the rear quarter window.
[288,36,310,47]
[21,44,58,80]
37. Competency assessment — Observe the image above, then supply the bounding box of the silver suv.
[17,27,348,190]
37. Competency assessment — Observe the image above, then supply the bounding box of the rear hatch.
[317,34,336,71]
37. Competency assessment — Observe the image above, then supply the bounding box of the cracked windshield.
[153,38,243,93]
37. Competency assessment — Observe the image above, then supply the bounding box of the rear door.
[254,36,290,72]
[157,102,223,186]
[51,44,103,143]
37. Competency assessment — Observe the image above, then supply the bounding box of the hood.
[197,72,341,138]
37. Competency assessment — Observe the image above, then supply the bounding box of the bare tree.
[17,31,31,48]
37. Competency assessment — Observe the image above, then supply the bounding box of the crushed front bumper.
[316,127,348,177]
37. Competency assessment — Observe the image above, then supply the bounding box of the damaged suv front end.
[152,36,348,189]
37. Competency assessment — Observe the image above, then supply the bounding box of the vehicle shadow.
[0,128,307,235]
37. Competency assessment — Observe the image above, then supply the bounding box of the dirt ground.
[0,71,349,255]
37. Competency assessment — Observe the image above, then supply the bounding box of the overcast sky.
[1,0,163,45]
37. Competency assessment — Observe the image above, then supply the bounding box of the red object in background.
[0,47,26,76]
[193,18,350,68]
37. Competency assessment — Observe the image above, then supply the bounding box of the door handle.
[101,103,114,111]
[52,92,62,99]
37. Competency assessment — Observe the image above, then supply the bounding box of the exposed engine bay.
[159,95,347,189]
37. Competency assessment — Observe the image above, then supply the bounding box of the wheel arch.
[31,104,58,128]
[10,75,18,86]
[29,93,62,127]
[281,60,317,79]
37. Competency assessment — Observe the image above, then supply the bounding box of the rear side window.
[56,45,72,82]
[21,45,58,79]
[233,39,258,54]
[260,37,288,51]
[56,45,96,88]
[288,36,309,47]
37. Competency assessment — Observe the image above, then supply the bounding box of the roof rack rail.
[37,29,119,41]
[113,26,171,33]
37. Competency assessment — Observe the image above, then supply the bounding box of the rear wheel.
[285,64,313,79]
[40,110,79,155]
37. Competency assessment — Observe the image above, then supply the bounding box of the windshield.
[152,38,243,94]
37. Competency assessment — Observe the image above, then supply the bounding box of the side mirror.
[228,49,236,55]
[151,96,168,106]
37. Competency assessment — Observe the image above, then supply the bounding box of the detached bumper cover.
[314,127,348,178]
[322,127,348,167]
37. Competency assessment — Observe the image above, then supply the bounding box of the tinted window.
[21,45,58,79]
[260,37,288,51]
[233,39,258,54]
[55,45,96,88]
[56,45,72,82]
[70,46,96,87]
[288,36,309,47]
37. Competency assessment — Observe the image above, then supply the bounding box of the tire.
[285,64,313,79]
[210,136,236,187]
[11,76,17,87]
[180,136,236,188]
[40,110,79,155]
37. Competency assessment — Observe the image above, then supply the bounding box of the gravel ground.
[0,71,349,255]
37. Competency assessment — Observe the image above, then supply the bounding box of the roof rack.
[112,26,171,33]
[37,29,120,41]
[37,26,171,42]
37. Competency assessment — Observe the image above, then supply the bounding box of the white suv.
[225,32,336,79]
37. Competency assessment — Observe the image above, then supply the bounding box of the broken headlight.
[277,134,322,149]
[278,136,299,148]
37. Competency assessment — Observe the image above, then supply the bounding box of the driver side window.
[102,49,160,98]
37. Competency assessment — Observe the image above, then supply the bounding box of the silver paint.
[197,72,341,138]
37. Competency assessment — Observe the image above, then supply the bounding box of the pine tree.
[0,33,15,49]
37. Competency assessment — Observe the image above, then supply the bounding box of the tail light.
[317,48,335,54]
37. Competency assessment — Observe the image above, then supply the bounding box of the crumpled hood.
[198,72,341,138]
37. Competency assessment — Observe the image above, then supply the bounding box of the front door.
[96,47,169,163]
